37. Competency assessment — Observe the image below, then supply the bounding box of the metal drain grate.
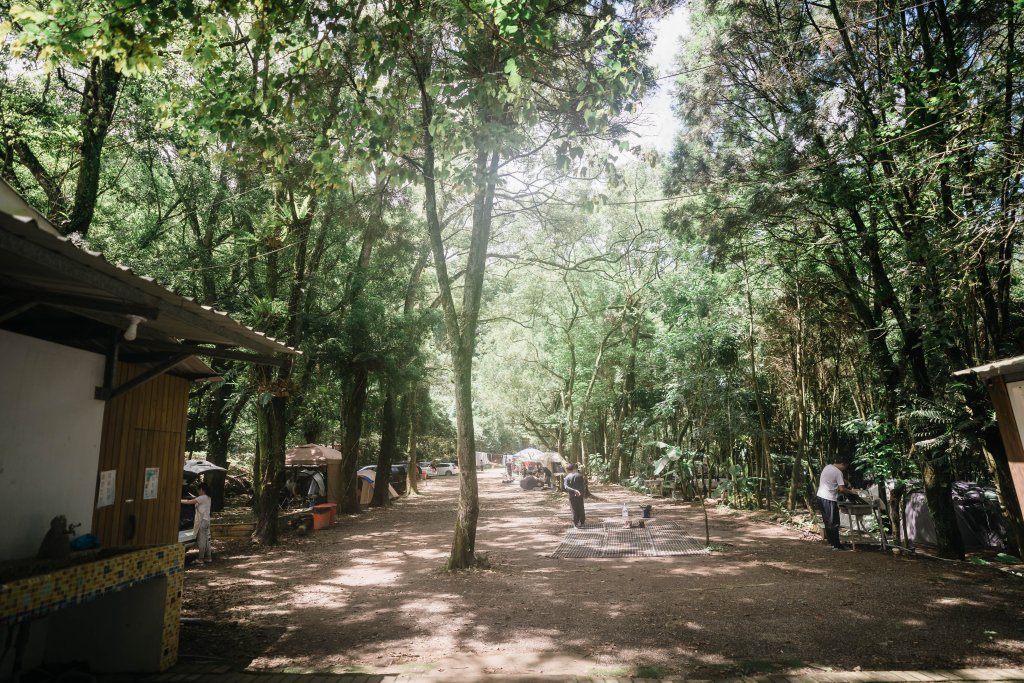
[550,519,710,558]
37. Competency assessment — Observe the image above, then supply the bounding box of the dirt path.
[180,470,1024,679]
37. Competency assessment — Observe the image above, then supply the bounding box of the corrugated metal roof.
[953,355,1024,380]
[0,178,299,366]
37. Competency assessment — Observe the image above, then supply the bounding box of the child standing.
[181,481,213,563]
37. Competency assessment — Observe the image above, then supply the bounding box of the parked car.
[435,462,459,476]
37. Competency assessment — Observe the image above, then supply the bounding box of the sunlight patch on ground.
[397,548,448,560]
[244,607,293,617]
[224,605,279,620]
[664,565,745,578]
[988,638,1024,654]
[756,560,831,576]
[289,584,350,607]
[206,576,280,588]
[325,565,402,586]
[400,596,458,617]
[932,596,986,607]
[374,549,440,563]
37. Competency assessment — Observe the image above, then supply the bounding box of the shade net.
[550,514,709,559]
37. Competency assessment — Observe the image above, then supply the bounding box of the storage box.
[312,504,333,530]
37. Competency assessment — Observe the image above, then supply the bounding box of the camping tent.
[285,444,343,505]
[511,448,564,473]
[539,451,565,473]
[357,469,400,505]
[903,481,1005,550]
[184,459,227,477]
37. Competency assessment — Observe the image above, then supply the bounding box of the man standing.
[564,463,586,528]
[817,460,856,551]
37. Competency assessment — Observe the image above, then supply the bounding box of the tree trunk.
[611,317,640,483]
[741,252,772,507]
[921,456,964,560]
[414,51,498,569]
[404,383,423,494]
[573,325,618,464]
[65,58,123,237]
[253,366,287,545]
[250,189,317,543]
[788,284,807,511]
[334,188,387,512]
[340,367,369,513]
[448,353,481,568]
[204,367,232,512]
[608,398,626,483]
[372,383,400,506]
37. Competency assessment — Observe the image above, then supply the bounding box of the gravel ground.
[179,469,1024,679]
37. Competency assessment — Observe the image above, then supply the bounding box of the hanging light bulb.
[123,315,146,341]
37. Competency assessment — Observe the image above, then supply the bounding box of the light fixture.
[123,315,147,341]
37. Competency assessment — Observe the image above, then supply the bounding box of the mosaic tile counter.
[0,543,184,672]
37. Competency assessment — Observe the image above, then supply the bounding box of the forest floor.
[179,469,1024,679]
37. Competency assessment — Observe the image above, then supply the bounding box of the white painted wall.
[0,330,105,561]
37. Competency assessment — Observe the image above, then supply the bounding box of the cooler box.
[312,504,334,530]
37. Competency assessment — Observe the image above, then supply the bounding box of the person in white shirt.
[182,482,213,564]
[817,461,857,551]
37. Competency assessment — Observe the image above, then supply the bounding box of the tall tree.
[368,0,653,568]
[666,0,1024,557]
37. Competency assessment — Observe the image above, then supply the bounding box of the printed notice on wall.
[97,470,116,508]
[143,467,160,500]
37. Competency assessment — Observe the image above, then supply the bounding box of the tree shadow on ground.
[177,470,1024,678]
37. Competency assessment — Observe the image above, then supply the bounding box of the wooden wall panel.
[988,377,1024,515]
[92,364,190,548]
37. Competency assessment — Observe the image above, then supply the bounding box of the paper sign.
[143,467,160,500]
[97,470,116,508]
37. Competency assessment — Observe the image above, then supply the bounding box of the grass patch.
[635,664,668,677]
[327,665,373,674]
[589,665,632,676]
[212,508,257,524]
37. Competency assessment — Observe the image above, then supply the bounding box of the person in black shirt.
[564,463,586,528]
